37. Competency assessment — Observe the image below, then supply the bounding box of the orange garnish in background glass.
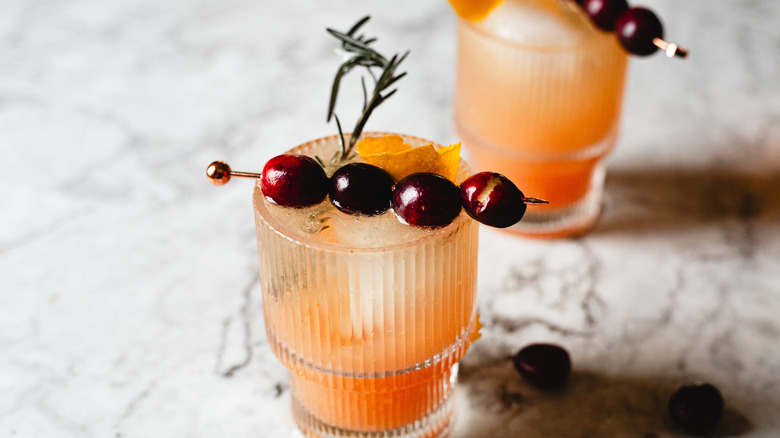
[448,0,504,21]
[357,135,461,182]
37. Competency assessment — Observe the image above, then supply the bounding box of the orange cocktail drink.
[253,134,479,437]
[455,0,628,236]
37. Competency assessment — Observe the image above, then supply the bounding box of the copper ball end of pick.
[207,161,231,185]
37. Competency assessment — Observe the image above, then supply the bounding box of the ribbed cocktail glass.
[253,133,480,437]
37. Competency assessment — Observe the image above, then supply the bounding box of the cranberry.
[668,383,724,435]
[583,0,628,31]
[512,344,571,390]
[616,8,663,56]
[392,173,462,227]
[460,172,526,228]
[329,163,395,216]
[260,154,328,208]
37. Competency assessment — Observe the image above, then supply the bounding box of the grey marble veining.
[1,0,779,437]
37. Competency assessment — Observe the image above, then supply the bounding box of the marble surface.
[2,0,779,436]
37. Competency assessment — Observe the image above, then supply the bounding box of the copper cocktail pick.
[206,161,261,186]
[206,160,548,206]
[653,37,688,58]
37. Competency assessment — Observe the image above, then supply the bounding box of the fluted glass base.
[291,364,457,438]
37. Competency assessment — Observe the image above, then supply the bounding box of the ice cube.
[478,0,590,47]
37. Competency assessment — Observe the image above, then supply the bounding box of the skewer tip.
[653,37,688,59]
[521,197,549,205]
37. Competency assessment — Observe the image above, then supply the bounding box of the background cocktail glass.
[454,0,628,237]
[253,133,480,437]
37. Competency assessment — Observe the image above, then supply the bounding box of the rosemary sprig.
[326,16,409,161]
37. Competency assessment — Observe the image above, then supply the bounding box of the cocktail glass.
[253,133,480,437]
[454,0,628,237]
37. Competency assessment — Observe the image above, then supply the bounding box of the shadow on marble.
[596,167,780,236]
[453,357,751,438]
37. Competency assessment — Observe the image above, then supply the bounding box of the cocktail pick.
[206,161,260,186]
[207,160,547,206]
[653,37,687,58]
[206,161,549,205]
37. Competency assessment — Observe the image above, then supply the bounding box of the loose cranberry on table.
[329,163,395,216]
[261,154,328,208]
[668,383,724,435]
[392,173,462,227]
[512,343,572,390]
[460,172,527,228]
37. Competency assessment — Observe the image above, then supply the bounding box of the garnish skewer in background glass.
[451,0,686,237]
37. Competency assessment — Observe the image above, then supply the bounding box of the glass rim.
[253,132,474,255]
[457,3,623,54]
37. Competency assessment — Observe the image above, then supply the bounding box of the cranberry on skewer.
[392,173,462,228]
[261,155,329,208]
[583,0,629,31]
[329,163,395,216]
[460,172,547,228]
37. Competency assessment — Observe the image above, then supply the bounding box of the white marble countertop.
[2,0,779,436]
